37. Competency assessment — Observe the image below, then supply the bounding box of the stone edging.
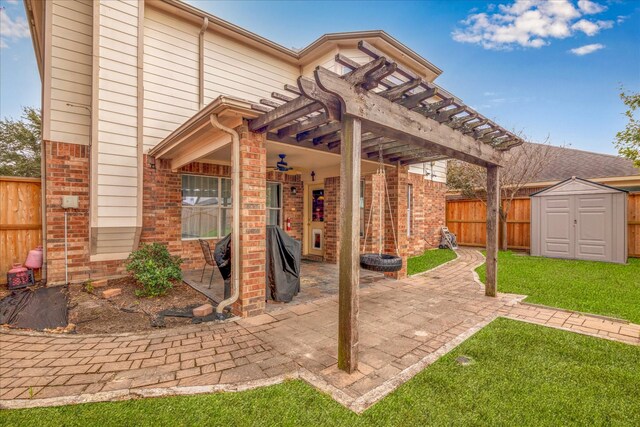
[518,302,630,325]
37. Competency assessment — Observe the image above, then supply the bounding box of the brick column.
[232,123,267,317]
[384,165,408,279]
[323,176,340,263]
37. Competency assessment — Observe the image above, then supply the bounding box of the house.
[25,0,524,370]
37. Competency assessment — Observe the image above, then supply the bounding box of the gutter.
[208,114,240,318]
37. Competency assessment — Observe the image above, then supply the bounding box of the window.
[266,182,282,226]
[360,180,365,237]
[407,184,413,236]
[181,175,232,239]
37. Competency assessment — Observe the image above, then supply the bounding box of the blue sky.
[1,0,639,155]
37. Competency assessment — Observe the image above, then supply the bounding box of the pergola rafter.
[247,42,520,373]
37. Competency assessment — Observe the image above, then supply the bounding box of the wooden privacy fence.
[446,193,640,257]
[0,176,42,284]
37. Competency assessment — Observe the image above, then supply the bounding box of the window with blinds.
[181,175,232,239]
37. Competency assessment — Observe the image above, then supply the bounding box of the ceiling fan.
[267,154,301,175]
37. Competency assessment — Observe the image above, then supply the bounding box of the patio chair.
[198,239,216,288]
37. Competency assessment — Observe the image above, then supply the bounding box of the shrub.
[125,243,183,297]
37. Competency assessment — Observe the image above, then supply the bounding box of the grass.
[407,248,456,275]
[476,251,640,323]
[3,319,639,426]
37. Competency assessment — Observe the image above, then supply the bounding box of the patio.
[183,260,387,312]
[3,248,636,411]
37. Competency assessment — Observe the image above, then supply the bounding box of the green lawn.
[407,248,456,275]
[476,251,640,323]
[3,319,638,426]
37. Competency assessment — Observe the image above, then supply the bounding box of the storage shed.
[530,177,627,263]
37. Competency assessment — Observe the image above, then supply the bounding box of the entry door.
[307,184,325,257]
[541,195,574,259]
[575,194,612,261]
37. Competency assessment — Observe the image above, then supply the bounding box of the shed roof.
[530,176,629,197]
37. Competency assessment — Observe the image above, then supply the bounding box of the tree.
[614,90,639,168]
[0,107,42,177]
[447,139,560,250]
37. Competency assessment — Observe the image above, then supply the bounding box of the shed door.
[540,195,574,259]
[575,194,612,261]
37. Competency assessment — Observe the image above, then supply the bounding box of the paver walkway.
[1,248,638,412]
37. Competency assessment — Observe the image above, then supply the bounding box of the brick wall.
[406,172,448,255]
[142,159,232,271]
[266,171,303,241]
[44,140,127,285]
[322,169,447,275]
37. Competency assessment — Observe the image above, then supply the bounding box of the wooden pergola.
[248,41,523,373]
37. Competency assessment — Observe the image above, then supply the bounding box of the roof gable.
[531,177,628,197]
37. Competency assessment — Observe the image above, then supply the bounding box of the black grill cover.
[214,234,232,299]
[214,234,232,281]
[266,225,301,302]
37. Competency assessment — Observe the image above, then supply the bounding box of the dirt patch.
[68,277,211,334]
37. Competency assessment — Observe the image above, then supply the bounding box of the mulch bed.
[68,277,212,334]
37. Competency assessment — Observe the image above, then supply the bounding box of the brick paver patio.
[1,248,638,411]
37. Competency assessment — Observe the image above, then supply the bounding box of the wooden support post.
[338,115,361,373]
[485,165,499,297]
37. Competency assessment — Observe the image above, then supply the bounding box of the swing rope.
[361,145,400,257]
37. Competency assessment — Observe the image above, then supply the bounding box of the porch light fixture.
[311,171,316,181]
[290,186,297,196]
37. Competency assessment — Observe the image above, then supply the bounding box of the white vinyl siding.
[143,6,199,152]
[142,5,300,152]
[95,0,140,229]
[202,32,299,106]
[48,0,93,145]
[409,160,447,183]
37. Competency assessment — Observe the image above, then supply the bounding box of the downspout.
[209,114,240,318]
[198,17,209,109]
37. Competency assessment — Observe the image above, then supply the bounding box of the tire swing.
[360,146,403,273]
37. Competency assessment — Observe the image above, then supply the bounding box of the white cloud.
[569,43,605,55]
[452,0,613,50]
[0,8,30,49]
[577,0,606,14]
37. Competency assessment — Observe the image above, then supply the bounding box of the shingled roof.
[511,143,638,183]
